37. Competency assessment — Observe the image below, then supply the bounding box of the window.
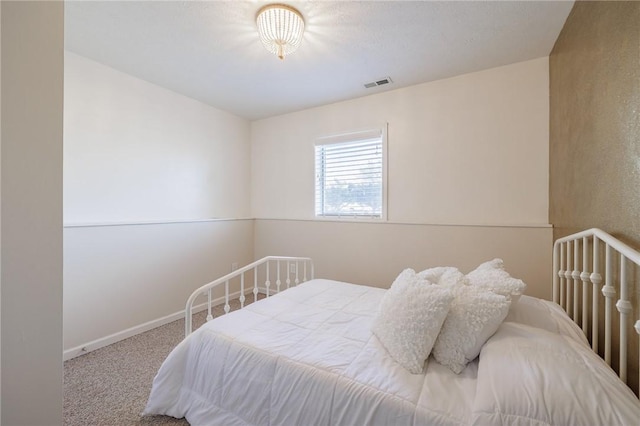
[315,126,387,219]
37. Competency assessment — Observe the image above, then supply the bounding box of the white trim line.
[64,217,253,229]
[63,290,243,361]
[65,217,553,229]
[255,217,552,229]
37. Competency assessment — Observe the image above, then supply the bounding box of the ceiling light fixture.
[256,4,305,60]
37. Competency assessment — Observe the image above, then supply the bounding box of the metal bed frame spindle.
[553,228,640,395]
[185,256,314,336]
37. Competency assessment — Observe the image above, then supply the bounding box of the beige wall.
[549,1,640,245]
[255,220,552,300]
[252,58,550,226]
[252,58,552,298]
[1,1,64,424]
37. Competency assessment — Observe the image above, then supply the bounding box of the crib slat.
[224,280,230,314]
[573,239,580,322]
[558,242,565,307]
[603,244,615,366]
[590,236,602,351]
[566,241,573,316]
[286,261,291,289]
[553,242,560,304]
[616,256,631,384]
[206,289,213,322]
[635,320,640,392]
[239,273,245,309]
[265,261,271,297]
[253,268,258,303]
[580,237,589,334]
[276,260,281,293]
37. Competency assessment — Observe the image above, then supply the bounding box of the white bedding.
[143,279,640,425]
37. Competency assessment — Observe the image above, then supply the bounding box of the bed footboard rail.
[553,228,640,395]
[185,256,314,337]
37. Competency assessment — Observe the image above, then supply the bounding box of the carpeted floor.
[64,296,262,425]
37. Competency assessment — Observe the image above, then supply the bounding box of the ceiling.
[65,1,574,121]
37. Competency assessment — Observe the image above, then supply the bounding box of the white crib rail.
[185,256,314,336]
[553,228,640,393]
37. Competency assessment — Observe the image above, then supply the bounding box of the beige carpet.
[64,296,263,425]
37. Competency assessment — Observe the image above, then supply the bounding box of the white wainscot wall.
[63,220,253,358]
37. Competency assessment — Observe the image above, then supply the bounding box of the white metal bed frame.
[183,228,639,396]
[553,228,640,395]
[185,256,314,336]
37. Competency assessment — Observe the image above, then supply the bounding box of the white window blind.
[315,128,385,218]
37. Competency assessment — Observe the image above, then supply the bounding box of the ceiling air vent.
[364,77,393,89]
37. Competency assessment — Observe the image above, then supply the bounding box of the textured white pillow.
[466,258,526,303]
[417,266,467,287]
[372,269,453,374]
[432,284,511,373]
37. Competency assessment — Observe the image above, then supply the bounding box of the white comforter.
[143,279,640,425]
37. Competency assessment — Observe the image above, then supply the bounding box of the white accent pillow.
[432,283,511,373]
[372,269,453,374]
[417,266,467,287]
[466,258,526,303]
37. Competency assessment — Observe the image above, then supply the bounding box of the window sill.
[314,215,387,223]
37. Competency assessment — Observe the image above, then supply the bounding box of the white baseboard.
[63,290,245,361]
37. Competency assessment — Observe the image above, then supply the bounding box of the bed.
[143,229,640,425]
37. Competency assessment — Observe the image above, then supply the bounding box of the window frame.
[314,124,388,221]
